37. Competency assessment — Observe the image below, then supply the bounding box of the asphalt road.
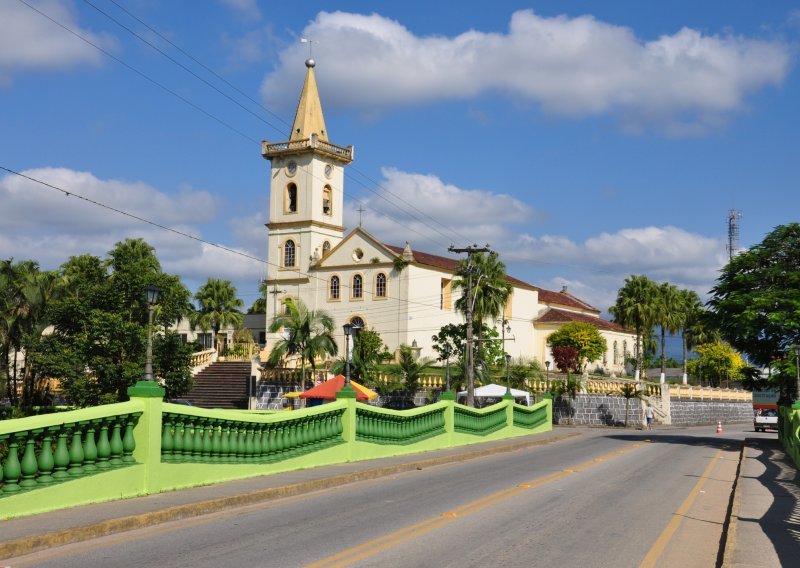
[8,425,763,568]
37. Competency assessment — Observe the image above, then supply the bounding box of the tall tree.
[610,275,659,380]
[267,297,337,390]
[677,289,704,383]
[654,282,681,381]
[708,223,800,369]
[546,322,606,371]
[190,278,244,352]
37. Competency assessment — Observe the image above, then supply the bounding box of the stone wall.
[553,395,642,427]
[670,400,752,426]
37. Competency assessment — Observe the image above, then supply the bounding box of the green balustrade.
[513,405,548,429]
[0,411,141,497]
[356,407,446,445]
[454,405,507,436]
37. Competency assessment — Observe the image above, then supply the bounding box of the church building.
[261,58,635,374]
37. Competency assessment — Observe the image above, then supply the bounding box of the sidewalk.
[724,437,800,567]
[0,431,577,560]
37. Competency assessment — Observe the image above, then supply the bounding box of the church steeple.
[290,58,328,142]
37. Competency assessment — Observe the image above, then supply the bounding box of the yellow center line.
[639,448,724,568]
[308,442,644,567]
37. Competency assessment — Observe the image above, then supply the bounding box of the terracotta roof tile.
[535,307,631,333]
[385,244,598,312]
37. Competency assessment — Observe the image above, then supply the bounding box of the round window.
[352,248,364,262]
[286,161,297,177]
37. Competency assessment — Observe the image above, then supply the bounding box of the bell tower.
[262,58,354,287]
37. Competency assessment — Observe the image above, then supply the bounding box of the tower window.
[322,186,332,216]
[285,183,298,213]
[375,273,387,298]
[284,240,296,267]
[329,275,340,300]
[352,274,363,299]
[322,241,331,257]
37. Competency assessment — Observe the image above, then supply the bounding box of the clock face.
[324,164,333,178]
[287,161,297,176]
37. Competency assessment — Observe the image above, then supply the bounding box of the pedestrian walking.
[645,404,655,430]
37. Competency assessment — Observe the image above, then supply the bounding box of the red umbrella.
[299,375,378,401]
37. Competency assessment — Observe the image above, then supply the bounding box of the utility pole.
[449,244,491,407]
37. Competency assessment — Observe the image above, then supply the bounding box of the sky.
[1,0,799,332]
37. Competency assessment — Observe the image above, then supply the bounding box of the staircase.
[185,362,252,409]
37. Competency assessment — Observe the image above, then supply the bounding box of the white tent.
[457,383,532,406]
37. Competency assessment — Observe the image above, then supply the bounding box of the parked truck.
[753,388,779,432]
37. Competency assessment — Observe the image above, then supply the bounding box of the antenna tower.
[726,209,742,261]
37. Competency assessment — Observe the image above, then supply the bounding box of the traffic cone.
[716,421,723,434]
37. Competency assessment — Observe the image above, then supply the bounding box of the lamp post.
[343,323,353,386]
[505,353,512,395]
[794,345,800,403]
[143,285,161,382]
[443,345,452,392]
[545,360,550,382]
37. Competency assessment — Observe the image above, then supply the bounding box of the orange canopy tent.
[299,374,378,401]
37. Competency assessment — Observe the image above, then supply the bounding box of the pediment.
[314,227,398,270]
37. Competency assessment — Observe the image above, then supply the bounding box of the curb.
[720,440,746,568]
[0,431,578,560]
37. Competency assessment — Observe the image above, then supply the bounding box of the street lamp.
[794,345,800,403]
[505,353,512,395]
[545,360,550,382]
[343,323,353,386]
[143,285,161,382]
[442,345,452,392]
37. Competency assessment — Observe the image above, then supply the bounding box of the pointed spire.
[402,241,414,262]
[290,59,328,142]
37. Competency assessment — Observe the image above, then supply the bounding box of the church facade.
[261,59,635,374]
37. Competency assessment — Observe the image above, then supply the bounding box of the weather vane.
[300,38,318,58]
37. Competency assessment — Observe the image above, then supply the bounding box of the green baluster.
[2,434,22,493]
[68,423,85,477]
[228,425,240,462]
[220,422,231,463]
[192,419,204,459]
[286,420,299,457]
[210,420,222,463]
[245,425,256,462]
[19,431,40,488]
[95,419,112,469]
[37,428,56,485]
[237,424,248,462]
[266,425,278,461]
[172,418,185,463]
[275,424,286,460]
[52,427,70,479]
[109,418,124,466]
[257,425,269,462]
[201,420,213,463]
[182,419,195,461]
[161,415,175,462]
[122,414,138,463]
[81,422,98,472]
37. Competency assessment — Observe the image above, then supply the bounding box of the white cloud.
[0,0,116,85]
[348,167,537,251]
[261,10,790,133]
[0,167,262,286]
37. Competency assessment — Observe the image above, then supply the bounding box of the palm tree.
[453,252,512,404]
[677,289,703,383]
[190,278,244,353]
[267,297,337,391]
[619,382,643,427]
[654,282,681,382]
[610,275,658,381]
[389,344,435,407]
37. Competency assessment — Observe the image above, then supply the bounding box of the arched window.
[322,241,331,257]
[613,341,618,365]
[329,275,340,300]
[284,240,296,267]
[375,273,387,298]
[322,185,332,216]
[285,183,298,213]
[352,274,363,299]
[350,316,366,329]
[622,340,628,361]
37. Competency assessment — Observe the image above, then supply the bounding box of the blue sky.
[1,0,798,327]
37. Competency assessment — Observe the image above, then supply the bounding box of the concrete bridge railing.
[0,383,551,520]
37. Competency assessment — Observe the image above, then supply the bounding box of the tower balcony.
[262,134,354,164]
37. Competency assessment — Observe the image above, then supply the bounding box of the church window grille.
[352,274,363,299]
[375,273,387,298]
[322,241,331,257]
[350,316,366,329]
[322,186,332,216]
[330,276,340,300]
[284,240,296,267]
